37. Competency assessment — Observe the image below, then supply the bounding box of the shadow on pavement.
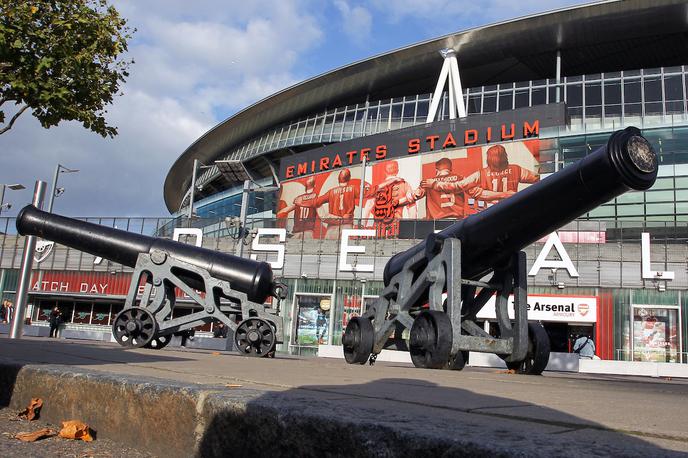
[197,377,687,457]
[0,336,195,366]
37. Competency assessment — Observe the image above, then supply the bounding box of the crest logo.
[34,240,54,263]
[578,303,589,316]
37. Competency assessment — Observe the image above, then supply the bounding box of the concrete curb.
[0,363,519,458]
[2,362,686,457]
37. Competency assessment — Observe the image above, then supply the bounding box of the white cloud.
[334,1,373,45]
[0,0,324,216]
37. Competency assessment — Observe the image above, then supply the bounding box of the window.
[664,74,684,114]
[532,87,546,106]
[483,94,496,113]
[644,76,663,116]
[566,84,582,107]
[321,114,334,139]
[645,190,675,202]
[402,101,416,126]
[378,105,390,131]
[498,90,513,111]
[415,99,429,120]
[585,82,602,119]
[624,79,641,117]
[604,81,622,117]
[514,90,529,109]
[466,91,481,114]
[391,103,403,120]
[646,203,674,215]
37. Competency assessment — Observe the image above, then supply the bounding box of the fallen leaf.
[211,352,221,356]
[225,384,242,388]
[495,369,517,374]
[15,428,56,442]
[59,420,94,442]
[18,398,43,421]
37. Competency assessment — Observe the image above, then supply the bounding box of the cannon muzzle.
[16,206,277,303]
[383,126,659,284]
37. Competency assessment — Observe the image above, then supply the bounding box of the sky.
[0,0,590,218]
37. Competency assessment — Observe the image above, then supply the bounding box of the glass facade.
[190,65,688,223]
[193,66,688,194]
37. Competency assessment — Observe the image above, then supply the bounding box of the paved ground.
[1,336,687,457]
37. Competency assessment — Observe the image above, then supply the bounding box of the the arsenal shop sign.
[477,294,598,323]
[279,104,566,180]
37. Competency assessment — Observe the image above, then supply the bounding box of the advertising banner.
[632,305,680,362]
[278,139,542,238]
[476,294,598,323]
[294,294,331,345]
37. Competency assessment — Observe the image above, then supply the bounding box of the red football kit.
[292,191,318,233]
[316,184,359,224]
[419,172,467,219]
[479,164,527,193]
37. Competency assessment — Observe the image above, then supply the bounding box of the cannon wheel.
[343,317,374,364]
[144,334,173,350]
[409,310,453,369]
[234,318,276,357]
[505,323,550,375]
[112,307,157,348]
[447,351,469,371]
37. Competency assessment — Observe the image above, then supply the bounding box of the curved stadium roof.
[164,0,688,212]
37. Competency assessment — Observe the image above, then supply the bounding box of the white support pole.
[188,159,199,219]
[555,50,562,103]
[10,180,47,339]
[448,68,457,119]
[448,55,467,118]
[426,48,466,123]
[426,59,451,123]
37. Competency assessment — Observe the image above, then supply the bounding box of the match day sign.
[476,294,597,323]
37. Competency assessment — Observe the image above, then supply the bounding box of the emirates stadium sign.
[277,105,565,239]
[279,104,566,180]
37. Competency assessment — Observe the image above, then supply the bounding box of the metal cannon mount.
[343,237,549,374]
[112,249,286,357]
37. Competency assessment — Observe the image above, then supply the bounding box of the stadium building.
[2,0,688,364]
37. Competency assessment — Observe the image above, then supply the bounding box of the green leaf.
[0,0,134,137]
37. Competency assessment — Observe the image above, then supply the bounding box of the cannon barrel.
[384,126,659,285]
[16,206,277,303]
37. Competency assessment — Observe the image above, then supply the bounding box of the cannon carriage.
[16,206,286,357]
[343,127,659,374]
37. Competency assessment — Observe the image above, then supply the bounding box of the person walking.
[4,300,14,324]
[49,306,62,338]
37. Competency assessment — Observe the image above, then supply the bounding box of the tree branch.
[0,104,29,135]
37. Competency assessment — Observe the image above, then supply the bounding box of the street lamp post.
[187,159,215,219]
[47,164,79,213]
[0,183,26,215]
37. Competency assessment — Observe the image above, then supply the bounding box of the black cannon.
[343,127,658,374]
[17,206,286,356]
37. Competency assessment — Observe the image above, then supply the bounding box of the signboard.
[476,294,597,323]
[29,271,197,300]
[294,294,331,345]
[278,139,544,238]
[279,104,566,180]
[632,305,680,362]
